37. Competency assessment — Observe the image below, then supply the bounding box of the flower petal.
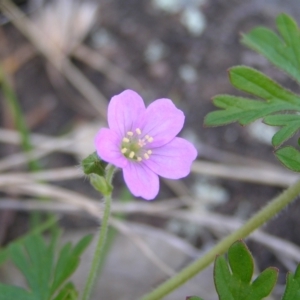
[123,163,159,200]
[137,99,185,148]
[95,128,128,168]
[144,137,197,179]
[108,90,146,137]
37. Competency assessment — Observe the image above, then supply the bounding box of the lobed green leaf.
[264,114,300,147]
[0,284,38,300]
[241,14,300,83]
[6,231,92,300]
[275,146,300,172]
[214,241,278,300]
[282,264,300,300]
[53,282,78,300]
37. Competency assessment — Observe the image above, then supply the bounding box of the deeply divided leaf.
[205,66,300,127]
[241,14,300,83]
[264,115,300,147]
[0,284,38,300]
[214,240,278,300]
[7,232,92,300]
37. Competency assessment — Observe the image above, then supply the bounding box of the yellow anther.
[123,137,130,143]
[136,128,142,135]
[129,151,135,159]
[137,157,142,162]
[147,150,152,155]
[127,131,133,136]
[147,136,154,143]
[121,148,128,154]
[144,153,150,159]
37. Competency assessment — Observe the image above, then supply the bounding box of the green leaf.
[275,146,300,171]
[204,67,300,127]
[50,234,93,297]
[6,231,91,300]
[0,284,38,300]
[264,114,300,147]
[282,264,300,300]
[53,282,78,300]
[229,66,300,105]
[241,14,300,83]
[228,240,253,283]
[249,268,278,299]
[0,216,57,267]
[214,240,278,300]
[205,95,295,127]
[9,234,54,300]
[186,297,204,300]
[82,152,107,177]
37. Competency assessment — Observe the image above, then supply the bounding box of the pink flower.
[95,90,197,200]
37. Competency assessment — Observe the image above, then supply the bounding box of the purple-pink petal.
[123,162,159,200]
[108,90,145,137]
[136,99,185,148]
[95,128,128,168]
[144,137,197,179]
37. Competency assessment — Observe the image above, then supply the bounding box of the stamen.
[147,150,152,155]
[137,157,142,162]
[127,131,133,136]
[136,128,142,135]
[144,153,150,159]
[147,137,154,143]
[145,135,150,140]
[121,148,128,154]
[129,151,135,158]
[138,139,146,147]
[123,137,130,143]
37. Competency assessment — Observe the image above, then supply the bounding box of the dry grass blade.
[74,45,144,92]
[192,160,299,187]
[0,167,82,182]
[0,181,101,217]
[156,210,300,263]
[1,128,298,187]
[0,0,108,119]
[0,140,74,172]
[109,218,176,276]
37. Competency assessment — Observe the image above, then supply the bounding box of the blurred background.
[0,0,300,299]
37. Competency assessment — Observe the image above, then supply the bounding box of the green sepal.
[90,174,113,196]
[275,146,300,172]
[214,240,278,300]
[82,152,107,177]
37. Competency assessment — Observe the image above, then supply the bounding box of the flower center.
[120,128,153,162]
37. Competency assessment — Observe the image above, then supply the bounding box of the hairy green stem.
[141,180,300,300]
[82,165,115,300]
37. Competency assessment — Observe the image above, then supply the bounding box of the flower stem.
[82,165,115,300]
[140,180,300,300]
